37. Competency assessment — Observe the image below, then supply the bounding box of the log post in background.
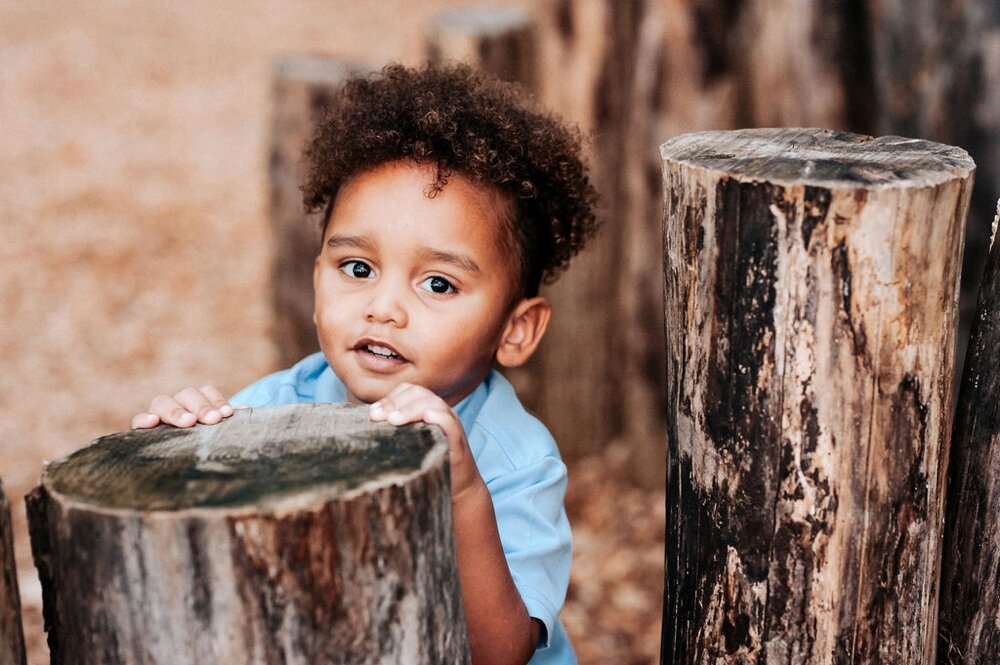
[938,199,1000,664]
[426,6,535,90]
[425,6,543,411]
[26,405,469,665]
[661,128,974,663]
[269,55,371,368]
[0,476,26,665]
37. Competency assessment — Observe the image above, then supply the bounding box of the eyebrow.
[418,248,482,274]
[325,234,376,252]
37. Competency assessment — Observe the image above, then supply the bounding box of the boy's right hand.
[131,385,234,429]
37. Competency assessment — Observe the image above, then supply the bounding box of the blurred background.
[1,2,997,664]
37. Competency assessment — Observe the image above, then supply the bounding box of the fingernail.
[220,404,233,415]
[206,409,220,420]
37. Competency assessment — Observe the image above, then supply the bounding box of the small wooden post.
[938,199,1000,665]
[26,405,469,665]
[661,128,974,663]
[426,6,535,88]
[269,55,370,368]
[0,476,26,665]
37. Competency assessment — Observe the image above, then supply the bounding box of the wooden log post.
[426,6,536,89]
[937,199,1000,664]
[0,476,26,665]
[660,128,974,663]
[269,55,371,368]
[26,404,469,665]
[424,6,541,410]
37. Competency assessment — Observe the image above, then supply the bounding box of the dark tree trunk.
[26,405,469,665]
[0,476,26,665]
[938,200,1000,665]
[269,55,370,368]
[660,128,974,664]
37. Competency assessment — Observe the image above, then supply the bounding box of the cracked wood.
[661,128,974,664]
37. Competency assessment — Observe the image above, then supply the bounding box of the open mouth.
[357,342,404,361]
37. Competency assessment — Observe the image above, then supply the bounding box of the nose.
[364,278,408,327]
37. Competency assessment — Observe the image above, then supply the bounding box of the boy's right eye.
[339,260,373,279]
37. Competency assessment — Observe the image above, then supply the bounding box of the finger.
[198,385,233,417]
[369,383,420,421]
[149,394,198,428]
[174,387,223,424]
[373,387,438,425]
[131,412,161,429]
[419,407,466,449]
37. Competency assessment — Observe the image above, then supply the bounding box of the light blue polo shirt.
[231,352,576,664]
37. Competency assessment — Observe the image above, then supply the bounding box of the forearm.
[453,481,540,665]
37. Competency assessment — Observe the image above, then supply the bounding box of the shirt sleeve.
[483,452,572,650]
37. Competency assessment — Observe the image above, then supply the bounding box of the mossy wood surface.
[661,128,974,664]
[26,404,469,665]
[269,55,371,369]
[0,476,26,665]
[938,200,1000,665]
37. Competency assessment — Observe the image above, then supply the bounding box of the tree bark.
[937,199,1000,665]
[660,128,974,664]
[26,404,469,665]
[269,55,371,369]
[0,476,26,665]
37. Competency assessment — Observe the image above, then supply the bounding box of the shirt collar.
[452,372,492,435]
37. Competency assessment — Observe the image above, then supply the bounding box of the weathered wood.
[864,0,1000,384]
[0,477,26,665]
[661,128,974,664]
[937,199,1000,665]
[426,6,535,88]
[269,55,371,368]
[26,404,469,665]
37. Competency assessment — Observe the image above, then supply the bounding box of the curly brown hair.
[302,63,600,298]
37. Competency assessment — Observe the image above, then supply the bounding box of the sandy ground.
[0,2,663,663]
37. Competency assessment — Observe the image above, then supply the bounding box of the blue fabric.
[231,352,576,664]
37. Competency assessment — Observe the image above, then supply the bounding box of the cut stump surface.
[27,404,469,665]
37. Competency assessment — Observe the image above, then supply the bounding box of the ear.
[496,296,551,368]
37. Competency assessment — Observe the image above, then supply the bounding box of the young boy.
[132,64,599,665]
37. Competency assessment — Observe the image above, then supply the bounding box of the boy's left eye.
[419,276,456,295]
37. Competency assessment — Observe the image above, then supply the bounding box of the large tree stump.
[269,55,371,368]
[0,476,26,665]
[661,128,974,664]
[26,404,469,665]
[938,199,1000,664]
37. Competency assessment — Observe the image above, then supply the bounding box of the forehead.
[326,161,515,258]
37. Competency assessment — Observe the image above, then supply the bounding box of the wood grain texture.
[661,128,974,664]
[938,199,1000,665]
[269,55,371,369]
[0,477,26,665]
[26,404,469,665]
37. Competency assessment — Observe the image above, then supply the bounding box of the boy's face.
[313,161,523,406]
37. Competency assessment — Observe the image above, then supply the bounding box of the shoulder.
[468,371,563,478]
[230,352,341,407]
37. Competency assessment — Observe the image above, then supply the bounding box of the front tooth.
[368,344,394,357]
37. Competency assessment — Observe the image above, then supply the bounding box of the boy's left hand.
[368,383,481,501]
